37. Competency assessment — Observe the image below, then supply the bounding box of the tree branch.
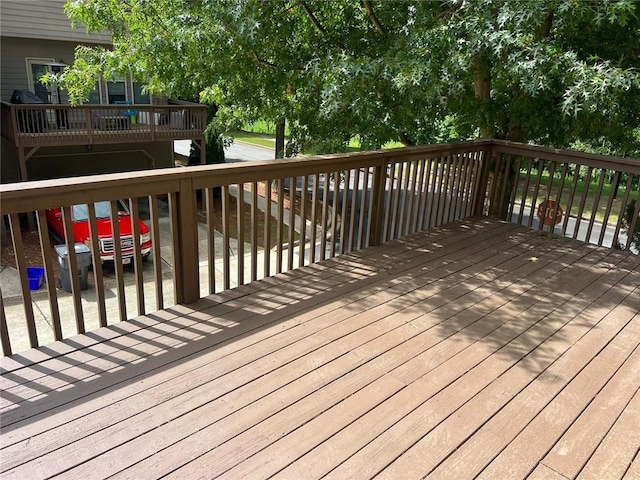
[253,52,277,68]
[535,11,554,40]
[362,0,387,36]
[297,1,348,51]
[299,0,327,37]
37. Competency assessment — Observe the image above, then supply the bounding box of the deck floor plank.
[1,220,516,477]
[26,223,522,478]
[326,249,636,480]
[576,363,640,480]
[0,218,638,480]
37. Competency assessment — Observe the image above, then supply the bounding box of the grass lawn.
[513,170,638,224]
[236,123,405,153]
[233,131,276,149]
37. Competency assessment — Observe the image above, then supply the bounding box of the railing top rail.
[0,101,206,111]
[1,139,635,215]
[491,140,640,172]
[0,141,489,214]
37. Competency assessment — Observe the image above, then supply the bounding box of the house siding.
[1,140,175,184]
[0,1,111,44]
[0,36,99,102]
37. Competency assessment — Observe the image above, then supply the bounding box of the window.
[84,81,101,104]
[107,77,127,103]
[133,82,151,104]
[25,58,57,103]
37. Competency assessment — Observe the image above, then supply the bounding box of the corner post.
[368,155,389,246]
[172,177,200,304]
[472,142,494,216]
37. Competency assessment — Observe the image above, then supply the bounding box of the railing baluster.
[221,186,231,290]
[129,198,145,316]
[299,175,308,266]
[539,161,557,231]
[358,167,370,249]
[330,172,340,258]
[585,169,607,243]
[8,213,37,347]
[0,290,11,356]
[409,160,421,233]
[109,200,127,322]
[251,181,258,282]
[528,159,545,228]
[398,161,411,236]
[206,187,217,294]
[426,158,439,228]
[461,153,475,219]
[422,159,434,229]
[339,169,350,254]
[549,163,568,235]
[449,154,462,223]
[85,203,108,325]
[390,161,403,239]
[624,188,640,251]
[264,181,272,278]
[506,156,522,221]
[149,195,164,310]
[561,165,582,237]
[237,183,245,285]
[310,174,319,263]
[321,174,330,260]
[572,167,593,239]
[276,179,284,273]
[435,157,449,227]
[288,177,297,269]
[413,159,427,233]
[517,158,534,225]
[599,171,620,247]
[35,210,62,338]
[612,175,634,249]
[349,168,360,251]
[383,163,395,241]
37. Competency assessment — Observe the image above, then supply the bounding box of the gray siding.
[0,1,111,44]
[0,36,92,102]
[1,140,175,184]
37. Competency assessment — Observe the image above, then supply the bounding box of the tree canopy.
[56,0,640,156]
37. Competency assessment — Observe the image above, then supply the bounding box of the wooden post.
[472,146,493,216]
[174,177,200,304]
[200,136,206,165]
[368,157,388,246]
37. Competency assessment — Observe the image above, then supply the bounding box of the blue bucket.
[26,266,45,291]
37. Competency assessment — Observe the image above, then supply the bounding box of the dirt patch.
[196,192,293,249]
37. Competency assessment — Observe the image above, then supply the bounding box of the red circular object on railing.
[537,199,563,226]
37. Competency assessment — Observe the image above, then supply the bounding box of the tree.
[54,0,640,157]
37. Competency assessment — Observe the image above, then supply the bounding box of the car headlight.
[140,232,151,244]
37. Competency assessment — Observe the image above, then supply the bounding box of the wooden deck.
[1,218,638,480]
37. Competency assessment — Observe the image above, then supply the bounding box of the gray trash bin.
[55,244,92,293]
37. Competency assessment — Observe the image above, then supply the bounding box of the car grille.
[100,236,134,253]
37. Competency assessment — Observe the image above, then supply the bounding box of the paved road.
[174,140,274,163]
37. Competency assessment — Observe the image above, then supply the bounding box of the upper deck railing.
[0,101,207,147]
[0,140,638,356]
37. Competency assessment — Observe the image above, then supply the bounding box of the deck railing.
[486,141,640,251]
[0,140,637,356]
[0,102,208,147]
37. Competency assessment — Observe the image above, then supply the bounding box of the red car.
[46,200,152,264]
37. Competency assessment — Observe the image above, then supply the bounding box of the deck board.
[1,218,638,480]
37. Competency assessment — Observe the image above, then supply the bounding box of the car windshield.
[72,200,129,222]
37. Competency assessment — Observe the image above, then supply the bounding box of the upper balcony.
[0,100,208,149]
[0,140,638,478]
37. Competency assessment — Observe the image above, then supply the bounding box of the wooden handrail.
[0,101,207,148]
[1,139,636,356]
